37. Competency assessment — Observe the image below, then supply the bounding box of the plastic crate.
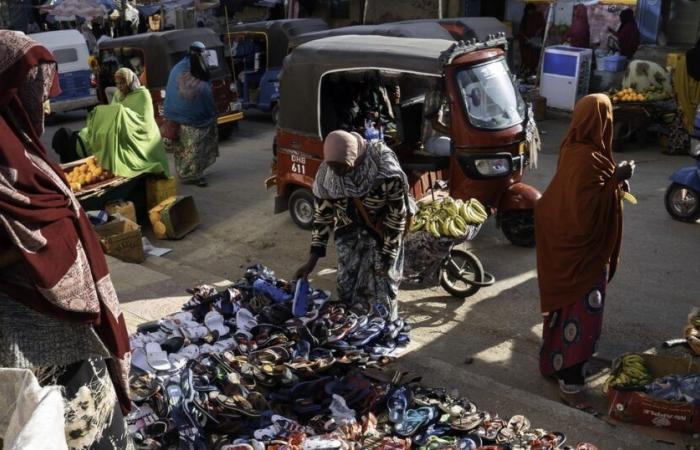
[604,54,627,72]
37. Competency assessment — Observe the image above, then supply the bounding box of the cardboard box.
[607,353,700,433]
[94,216,145,263]
[146,176,177,210]
[105,200,137,224]
[149,195,199,240]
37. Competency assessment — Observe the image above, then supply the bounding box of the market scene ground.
[42,108,700,449]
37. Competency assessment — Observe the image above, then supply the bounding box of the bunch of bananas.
[604,354,654,393]
[410,196,488,239]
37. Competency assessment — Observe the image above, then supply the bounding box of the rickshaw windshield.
[456,58,525,130]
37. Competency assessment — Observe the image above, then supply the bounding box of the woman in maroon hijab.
[0,31,131,449]
[518,3,546,76]
[565,4,590,49]
[612,8,640,59]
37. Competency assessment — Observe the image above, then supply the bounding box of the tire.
[440,249,484,299]
[289,188,315,229]
[271,102,279,125]
[665,183,700,222]
[218,122,239,141]
[500,209,536,247]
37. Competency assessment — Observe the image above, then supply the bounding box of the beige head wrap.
[323,130,367,167]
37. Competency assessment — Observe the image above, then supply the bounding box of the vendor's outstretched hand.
[294,255,319,280]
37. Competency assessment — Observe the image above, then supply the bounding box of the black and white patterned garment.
[310,177,407,320]
[41,359,133,450]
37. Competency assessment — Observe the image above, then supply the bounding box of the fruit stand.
[61,156,148,222]
[607,88,675,149]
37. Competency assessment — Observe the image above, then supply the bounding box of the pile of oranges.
[610,88,646,103]
[65,157,114,192]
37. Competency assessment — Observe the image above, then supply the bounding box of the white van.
[31,30,98,112]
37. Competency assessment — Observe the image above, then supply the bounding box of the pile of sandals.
[126,264,598,450]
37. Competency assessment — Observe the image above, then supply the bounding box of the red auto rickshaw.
[96,29,243,138]
[272,34,540,246]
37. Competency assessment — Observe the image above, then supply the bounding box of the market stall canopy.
[136,4,161,16]
[279,35,453,137]
[289,21,454,50]
[228,18,328,68]
[41,0,112,19]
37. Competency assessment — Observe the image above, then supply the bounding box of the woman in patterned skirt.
[295,130,411,321]
[0,31,132,449]
[163,41,218,187]
[535,95,634,406]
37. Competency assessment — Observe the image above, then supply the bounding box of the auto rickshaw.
[224,18,327,122]
[273,34,541,247]
[96,29,243,138]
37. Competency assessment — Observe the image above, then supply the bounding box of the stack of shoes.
[126,264,598,450]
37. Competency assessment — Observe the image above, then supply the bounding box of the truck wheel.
[289,188,314,229]
[501,209,536,247]
[665,183,700,222]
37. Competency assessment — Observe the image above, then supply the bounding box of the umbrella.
[48,0,109,20]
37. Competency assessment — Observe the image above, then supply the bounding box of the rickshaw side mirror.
[457,152,514,180]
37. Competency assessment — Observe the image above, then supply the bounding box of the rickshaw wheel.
[665,183,700,222]
[271,103,279,124]
[218,122,238,141]
[440,249,483,299]
[500,209,535,247]
[289,188,315,229]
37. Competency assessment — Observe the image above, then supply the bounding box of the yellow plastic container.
[667,52,683,71]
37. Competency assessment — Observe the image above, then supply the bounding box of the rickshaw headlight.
[229,82,237,93]
[690,138,700,158]
[474,157,511,176]
[160,90,166,98]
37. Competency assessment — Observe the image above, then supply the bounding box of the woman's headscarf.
[567,4,590,49]
[520,3,545,39]
[0,31,131,413]
[686,38,700,82]
[188,41,210,82]
[617,8,640,59]
[163,42,216,128]
[313,132,408,200]
[323,130,367,167]
[535,94,623,313]
[114,67,141,102]
[0,31,60,135]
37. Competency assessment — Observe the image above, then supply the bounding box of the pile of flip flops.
[126,264,598,450]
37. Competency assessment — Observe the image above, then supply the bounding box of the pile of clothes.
[127,264,596,449]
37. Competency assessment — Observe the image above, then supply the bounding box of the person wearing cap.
[294,130,413,321]
[163,41,218,187]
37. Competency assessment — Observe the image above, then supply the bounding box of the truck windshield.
[456,58,525,130]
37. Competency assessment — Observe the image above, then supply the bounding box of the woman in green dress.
[80,67,170,178]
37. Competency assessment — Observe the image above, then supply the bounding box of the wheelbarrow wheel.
[289,188,315,229]
[440,249,483,299]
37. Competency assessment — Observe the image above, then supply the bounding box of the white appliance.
[540,45,593,111]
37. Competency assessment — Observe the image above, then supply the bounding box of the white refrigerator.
[540,46,593,111]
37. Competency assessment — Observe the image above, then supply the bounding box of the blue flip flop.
[387,387,409,423]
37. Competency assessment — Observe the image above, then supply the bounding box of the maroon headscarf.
[0,31,131,414]
[567,4,590,49]
[617,8,640,59]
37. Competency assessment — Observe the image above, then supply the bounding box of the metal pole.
[438,0,443,19]
[225,5,236,82]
